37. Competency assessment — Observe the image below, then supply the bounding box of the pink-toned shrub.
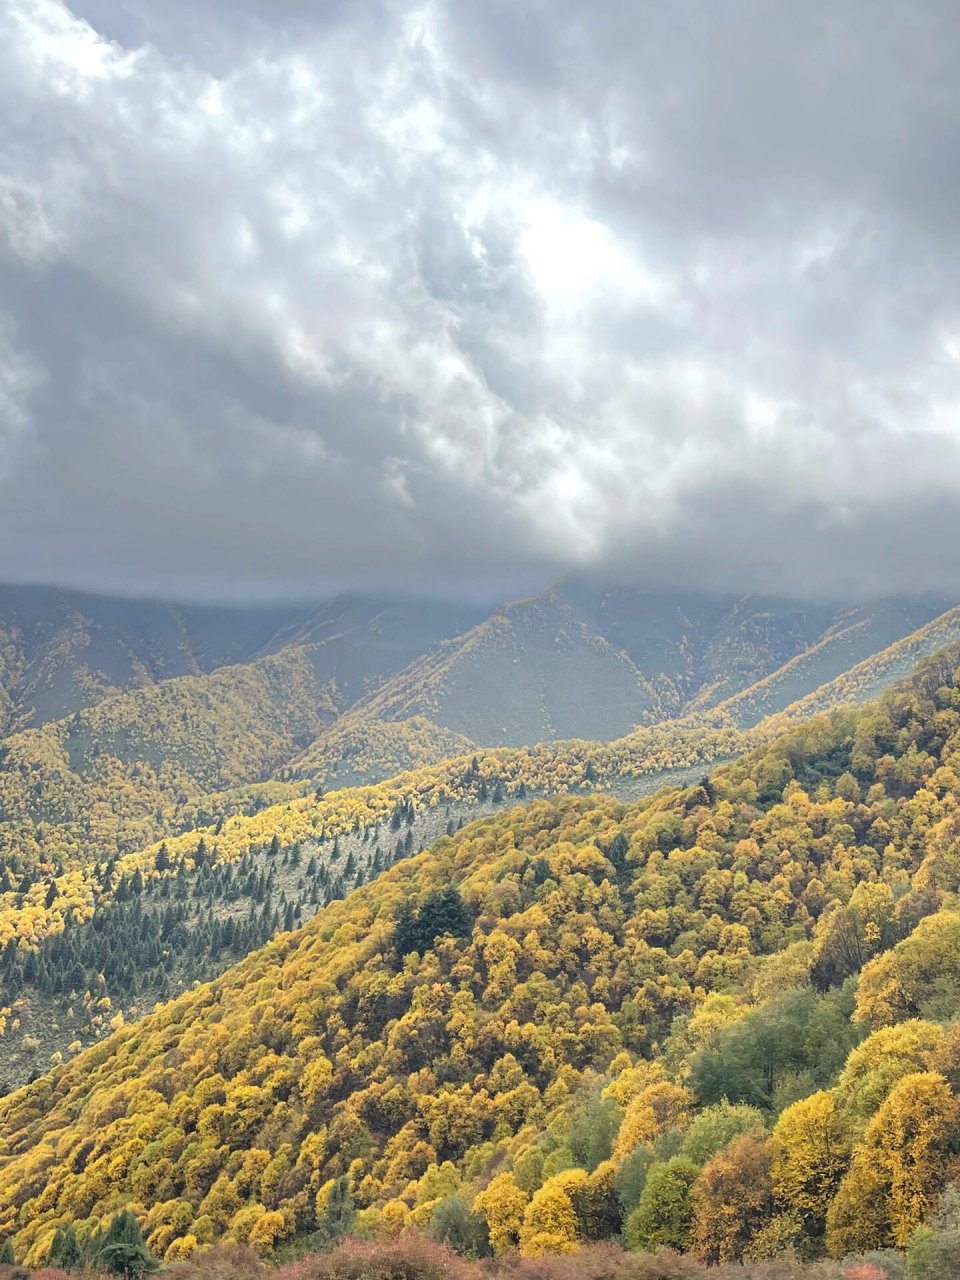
[1,1234,907,1280]
[168,1244,264,1280]
[289,1234,483,1280]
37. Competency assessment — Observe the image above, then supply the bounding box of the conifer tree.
[92,1211,157,1278]
[312,1175,355,1251]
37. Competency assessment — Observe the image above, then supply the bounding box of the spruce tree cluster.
[392,886,472,961]
[46,1211,156,1277]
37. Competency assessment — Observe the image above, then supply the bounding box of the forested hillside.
[1,585,956,886]
[6,604,960,978]
[0,712,745,952]
[0,591,487,870]
[0,586,484,738]
[3,647,960,1268]
[285,716,478,790]
[0,586,302,735]
[0,786,512,1090]
[0,645,339,870]
[4,585,960,1097]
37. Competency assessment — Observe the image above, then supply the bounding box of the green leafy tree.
[48,1224,81,1268]
[613,1144,656,1216]
[907,1184,960,1280]
[429,1194,490,1258]
[569,1095,620,1172]
[679,1100,766,1165]
[623,1155,698,1251]
[392,887,471,960]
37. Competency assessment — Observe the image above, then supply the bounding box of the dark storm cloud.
[1,0,960,601]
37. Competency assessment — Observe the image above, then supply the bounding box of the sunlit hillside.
[2,647,960,1270]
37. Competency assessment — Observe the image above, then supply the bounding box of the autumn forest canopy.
[0,580,959,1280]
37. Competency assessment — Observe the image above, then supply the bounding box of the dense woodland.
[2,587,958,1019]
[1,649,960,1273]
[0,644,339,871]
[0,795,505,1089]
[2,592,957,884]
[0,712,751,952]
[1,644,941,963]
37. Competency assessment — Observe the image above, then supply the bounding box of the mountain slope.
[10,597,960,943]
[0,645,339,869]
[285,715,478,790]
[343,587,953,745]
[0,593,488,868]
[0,585,303,734]
[2,585,959,962]
[0,586,485,737]
[341,588,659,744]
[2,646,960,1264]
[562,582,840,714]
[261,596,486,710]
[7,597,960,961]
[707,600,960,728]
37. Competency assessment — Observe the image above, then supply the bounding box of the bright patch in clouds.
[522,201,620,301]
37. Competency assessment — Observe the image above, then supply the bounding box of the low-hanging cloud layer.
[2,0,960,601]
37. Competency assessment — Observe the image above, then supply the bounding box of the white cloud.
[0,320,44,481]
[1,0,960,598]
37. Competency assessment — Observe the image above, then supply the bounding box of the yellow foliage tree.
[771,1090,850,1243]
[246,1209,289,1255]
[379,1198,410,1238]
[827,1072,960,1254]
[519,1171,586,1257]
[473,1173,528,1255]
[613,1082,692,1161]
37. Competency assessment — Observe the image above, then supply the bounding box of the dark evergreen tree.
[48,1223,80,1268]
[392,887,472,961]
[312,1175,354,1251]
[91,1211,157,1278]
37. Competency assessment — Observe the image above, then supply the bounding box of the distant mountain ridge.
[0,581,958,874]
[2,581,951,744]
[344,586,954,745]
[0,585,485,735]
[0,584,299,734]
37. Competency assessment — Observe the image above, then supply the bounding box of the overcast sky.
[2,1,960,602]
